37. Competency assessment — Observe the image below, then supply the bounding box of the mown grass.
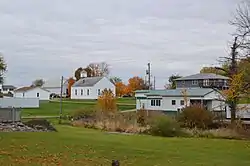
[22,101,135,117]
[0,126,249,166]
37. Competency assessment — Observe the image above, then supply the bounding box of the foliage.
[70,109,95,120]
[127,76,146,96]
[149,115,183,137]
[87,62,109,77]
[67,77,75,97]
[97,88,117,113]
[31,79,44,87]
[74,67,83,81]
[136,109,147,127]
[115,82,126,97]
[200,65,229,76]
[23,119,57,131]
[165,74,182,89]
[0,54,7,84]
[177,105,214,129]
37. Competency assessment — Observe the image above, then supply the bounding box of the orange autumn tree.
[67,77,75,97]
[127,76,146,96]
[97,88,117,113]
[115,82,126,97]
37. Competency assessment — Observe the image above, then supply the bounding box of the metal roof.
[136,88,214,97]
[2,85,16,90]
[72,77,103,87]
[14,86,50,92]
[175,73,229,81]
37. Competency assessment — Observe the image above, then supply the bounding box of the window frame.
[180,100,185,106]
[192,80,198,85]
[172,100,176,105]
[36,93,40,97]
[87,89,90,96]
[75,89,77,95]
[81,89,83,96]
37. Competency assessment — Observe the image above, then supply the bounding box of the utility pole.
[153,76,156,90]
[146,63,151,90]
[59,76,63,124]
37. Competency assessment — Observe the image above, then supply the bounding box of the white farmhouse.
[135,88,227,116]
[42,77,68,97]
[71,76,115,100]
[14,86,50,100]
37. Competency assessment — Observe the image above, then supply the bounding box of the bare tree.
[87,62,109,77]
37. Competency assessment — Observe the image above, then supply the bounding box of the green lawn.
[61,97,136,105]
[22,101,135,117]
[0,126,249,166]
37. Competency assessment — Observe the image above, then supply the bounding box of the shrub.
[177,105,214,129]
[70,109,95,120]
[149,115,183,137]
[24,119,57,131]
[136,109,147,126]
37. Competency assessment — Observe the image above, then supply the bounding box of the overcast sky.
[0,0,240,88]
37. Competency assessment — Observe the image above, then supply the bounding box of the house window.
[180,100,185,106]
[192,80,198,85]
[203,79,209,86]
[87,89,90,96]
[81,89,83,96]
[151,100,155,106]
[156,100,161,106]
[172,100,176,105]
[37,93,40,97]
[151,99,161,106]
[98,89,101,95]
[23,93,25,97]
[75,89,77,95]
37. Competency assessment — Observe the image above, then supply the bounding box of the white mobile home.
[135,88,227,115]
[14,86,50,101]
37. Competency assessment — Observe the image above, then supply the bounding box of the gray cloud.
[0,0,240,88]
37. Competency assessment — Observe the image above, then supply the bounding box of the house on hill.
[42,77,68,97]
[14,86,50,100]
[135,88,227,116]
[71,71,115,100]
[175,73,229,90]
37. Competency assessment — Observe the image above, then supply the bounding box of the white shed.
[71,76,115,100]
[14,86,50,101]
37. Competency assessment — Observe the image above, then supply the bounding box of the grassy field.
[0,125,249,166]
[22,100,135,117]
[60,97,136,105]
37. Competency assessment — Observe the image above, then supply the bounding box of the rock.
[0,121,56,132]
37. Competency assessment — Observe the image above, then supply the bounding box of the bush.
[177,105,214,129]
[70,109,95,120]
[149,115,183,137]
[136,109,147,126]
[24,119,57,131]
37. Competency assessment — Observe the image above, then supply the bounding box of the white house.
[71,72,115,100]
[0,84,16,95]
[42,77,68,97]
[135,88,227,116]
[14,86,50,100]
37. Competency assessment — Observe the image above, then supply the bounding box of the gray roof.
[175,73,229,81]
[2,85,16,90]
[72,77,103,87]
[136,88,214,97]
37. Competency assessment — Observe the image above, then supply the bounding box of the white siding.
[227,104,250,119]
[70,77,115,100]
[14,88,50,100]
[71,87,94,99]
[161,97,187,111]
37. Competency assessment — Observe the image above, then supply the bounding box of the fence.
[0,98,39,108]
[0,108,21,122]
